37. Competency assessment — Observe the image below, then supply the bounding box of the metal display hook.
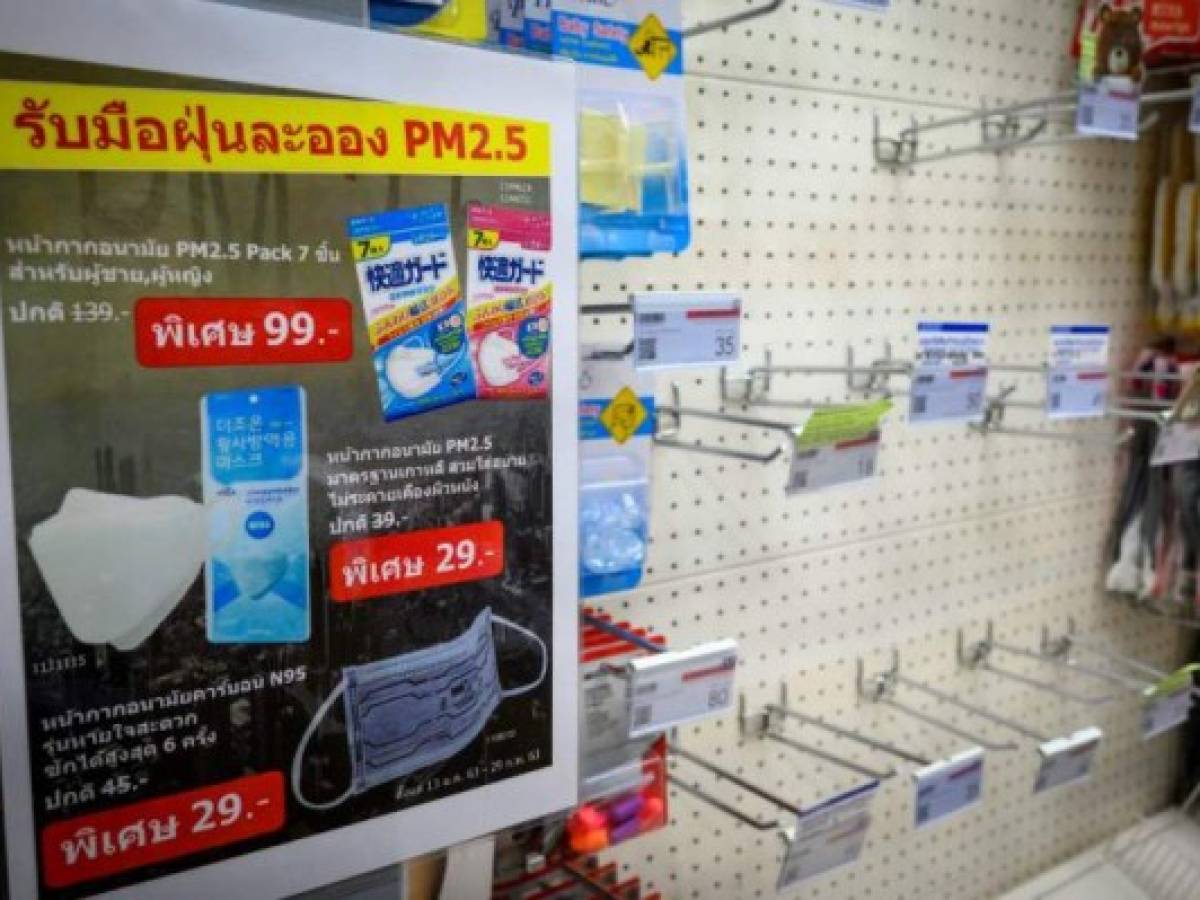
[738,695,896,781]
[970,386,1134,446]
[683,0,784,39]
[855,653,1019,752]
[958,622,1117,706]
[766,683,933,766]
[581,612,665,655]
[721,345,912,409]
[1045,619,1200,698]
[1036,625,1155,693]
[1124,596,1200,632]
[654,383,792,463]
[668,743,798,831]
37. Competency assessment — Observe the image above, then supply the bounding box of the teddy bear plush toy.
[1093,3,1145,81]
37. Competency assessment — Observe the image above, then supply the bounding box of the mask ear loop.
[492,615,549,698]
[290,679,355,811]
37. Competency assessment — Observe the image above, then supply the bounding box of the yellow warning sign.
[600,386,648,445]
[628,14,677,81]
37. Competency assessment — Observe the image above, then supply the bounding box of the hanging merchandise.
[525,0,553,53]
[553,0,691,258]
[466,204,552,398]
[0,4,580,897]
[1076,1,1146,139]
[579,347,654,598]
[1072,1,1200,70]
[488,0,525,47]
[372,0,490,41]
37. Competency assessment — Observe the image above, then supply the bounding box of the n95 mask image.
[29,488,206,651]
[291,608,547,811]
[348,204,476,421]
[202,385,310,644]
[466,203,552,400]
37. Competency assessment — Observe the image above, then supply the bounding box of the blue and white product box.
[553,0,691,258]
[579,346,655,598]
[347,204,476,422]
[909,321,989,424]
[1046,325,1110,420]
[524,0,552,52]
[491,0,524,47]
[202,385,310,644]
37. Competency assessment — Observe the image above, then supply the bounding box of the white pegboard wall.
[581,1,1186,898]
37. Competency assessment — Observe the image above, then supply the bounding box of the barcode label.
[632,705,652,728]
[912,395,927,415]
[631,292,741,371]
[1079,104,1094,127]
[1049,392,1061,410]
[789,469,808,491]
[627,640,738,738]
[916,802,930,824]
[1047,327,1110,420]
[912,749,984,829]
[636,337,658,361]
[1077,82,1139,140]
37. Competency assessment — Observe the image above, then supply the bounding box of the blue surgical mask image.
[291,608,547,810]
[202,385,310,644]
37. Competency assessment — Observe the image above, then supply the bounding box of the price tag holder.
[1141,664,1199,740]
[1151,421,1200,467]
[1142,686,1192,741]
[1191,81,1200,133]
[632,292,741,371]
[912,747,985,829]
[627,639,737,738]
[1076,80,1141,140]
[1033,727,1102,794]
[1046,325,1110,420]
[785,400,891,495]
[909,322,989,424]
[776,781,877,891]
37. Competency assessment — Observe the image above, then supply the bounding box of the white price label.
[1151,422,1200,467]
[786,432,880,494]
[627,639,737,738]
[1191,84,1200,133]
[1076,80,1141,140]
[1142,687,1192,741]
[1033,728,1102,794]
[909,322,989,424]
[777,782,877,892]
[1046,325,1110,420]
[632,292,741,370]
[913,748,985,829]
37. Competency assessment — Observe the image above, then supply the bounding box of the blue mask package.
[524,0,552,52]
[348,204,476,421]
[553,0,691,259]
[202,385,310,644]
[370,0,449,27]
[578,347,654,598]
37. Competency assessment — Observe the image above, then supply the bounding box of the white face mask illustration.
[29,489,206,651]
[478,332,522,387]
[385,345,440,398]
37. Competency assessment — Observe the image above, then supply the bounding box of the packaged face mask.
[553,0,691,258]
[29,489,206,651]
[348,204,476,421]
[202,385,310,644]
[291,608,547,810]
[488,0,524,46]
[466,204,552,399]
[524,0,552,52]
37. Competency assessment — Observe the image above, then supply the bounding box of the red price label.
[41,772,284,888]
[329,521,505,603]
[134,297,353,367]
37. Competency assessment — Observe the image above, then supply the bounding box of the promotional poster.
[0,5,579,898]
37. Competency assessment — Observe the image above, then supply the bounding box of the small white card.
[913,747,985,829]
[909,322,989,424]
[776,781,877,892]
[1076,80,1140,140]
[627,639,737,738]
[1142,686,1192,741]
[1033,727,1102,794]
[1190,83,1200,134]
[632,292,741,370]
[786,432,881,494]
[1151,421,1200,467]
[1046,325,1110,420]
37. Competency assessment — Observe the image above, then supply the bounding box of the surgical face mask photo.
[385,344,442,399]
[478,331,523,388]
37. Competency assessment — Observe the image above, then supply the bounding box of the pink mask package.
[466,204,552,399]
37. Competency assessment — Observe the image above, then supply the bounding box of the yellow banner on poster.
[0,79,550,177]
